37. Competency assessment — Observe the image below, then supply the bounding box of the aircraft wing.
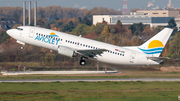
[76,49,108,58]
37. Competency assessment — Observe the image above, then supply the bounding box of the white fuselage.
[7,26,160,65]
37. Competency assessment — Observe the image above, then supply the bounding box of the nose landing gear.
[16,40,25,50]
[20,46,24,50]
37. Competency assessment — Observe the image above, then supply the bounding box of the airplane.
[6,26,173,66]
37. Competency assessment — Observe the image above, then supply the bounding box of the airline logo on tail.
[138,40,164,54]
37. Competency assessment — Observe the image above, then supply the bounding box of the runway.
[1,78,180,82]
[1,71,118,75]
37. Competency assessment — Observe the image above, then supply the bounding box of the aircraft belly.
[97,53,129,65]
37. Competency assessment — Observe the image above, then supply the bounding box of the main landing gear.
[80,56,86,66]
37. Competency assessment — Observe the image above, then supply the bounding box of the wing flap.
[76,49,108,58]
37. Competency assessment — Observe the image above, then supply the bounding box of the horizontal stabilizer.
[147,57,170,61]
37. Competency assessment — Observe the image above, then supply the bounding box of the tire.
[80,60,86,66]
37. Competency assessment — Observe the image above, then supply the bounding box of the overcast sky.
[1,0,180,12]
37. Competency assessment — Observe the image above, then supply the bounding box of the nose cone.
[6,29,13,36]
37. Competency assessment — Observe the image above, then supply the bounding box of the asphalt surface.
[1,71,119,75]
[1,78,180,82]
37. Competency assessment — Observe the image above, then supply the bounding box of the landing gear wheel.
[20,46,24,50]
[80,60,86,66]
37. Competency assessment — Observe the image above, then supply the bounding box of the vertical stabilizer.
[138,28,173,57]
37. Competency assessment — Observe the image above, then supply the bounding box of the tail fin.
[138,28,173,57]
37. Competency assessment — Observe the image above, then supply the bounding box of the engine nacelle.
[57,45,77,58]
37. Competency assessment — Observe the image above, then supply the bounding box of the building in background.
[93,9,179,28]
[93,14,174,28]
[136,10,179,19]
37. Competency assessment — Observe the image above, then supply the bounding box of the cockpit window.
[16,27,23,31]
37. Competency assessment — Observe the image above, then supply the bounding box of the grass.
[0,81,179,101]
[0,62,41,67]
[1,75,180,80]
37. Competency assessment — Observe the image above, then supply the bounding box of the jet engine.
[57,46,77,58]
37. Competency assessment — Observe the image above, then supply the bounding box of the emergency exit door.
[130,53,136,63]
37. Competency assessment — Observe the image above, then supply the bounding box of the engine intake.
[57,45,77,58]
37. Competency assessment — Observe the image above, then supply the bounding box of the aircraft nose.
[6,29,13,36]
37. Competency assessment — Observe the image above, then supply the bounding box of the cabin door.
[29,28,35,38]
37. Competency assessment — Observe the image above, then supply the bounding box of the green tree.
[129,22,146,35]
[115,20,123,33]
[44,53,55,66]
[101,25,110,35]
[110,26,116,33]
[83,16,92,26]
[168,19,177,28]
[61,21,75,32]
[0,30,10,44]
[116,20,122,27]
[89,25,95,33]
[169,32,180,58]
[94,23,105,34]
[45,23,51,29]
[167,18,177,36]
[73,24,90,36]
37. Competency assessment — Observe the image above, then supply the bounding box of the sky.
[1,0,180,12]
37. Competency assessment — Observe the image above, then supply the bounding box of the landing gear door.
[130,53,136,63]
[29,28,35,38]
